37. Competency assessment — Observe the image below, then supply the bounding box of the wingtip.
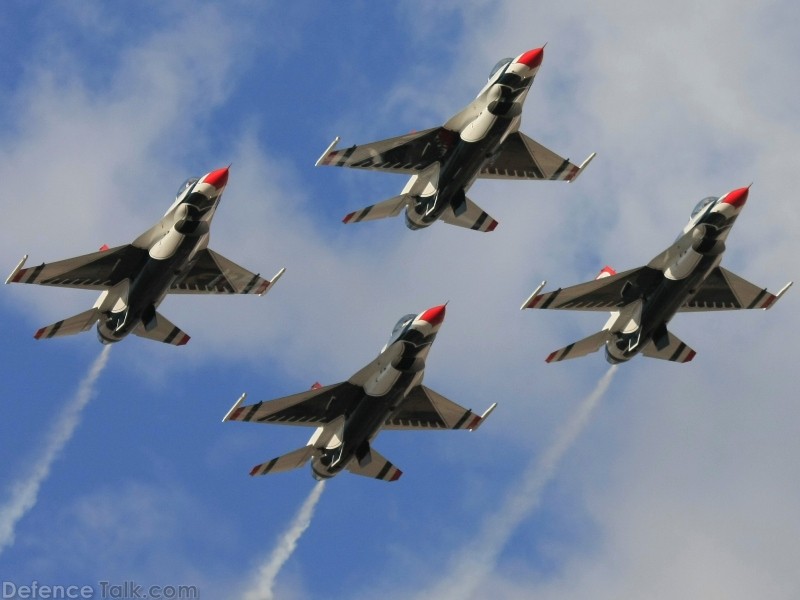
[568,152,596,183]
[258,267,286,296]
[470,402,497,431]
[520,281,547,310]
[222,393,247,422]
[765,281,793,309]
[6,254,29,284]
[315,136,341,166]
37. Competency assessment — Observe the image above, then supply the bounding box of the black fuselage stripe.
[539,290,561,309]
[376,462,393,480]
[560,343,575,360]
[27,263,46,283]
[669,342,687,362]
[356,205,373,222]
[244,403,261,422]
[551,159,571,180]
[747,289,767,309]
[472,212,488,230]
[337,146,356,166]
[164,326,180,344]
[243,273,260,294]
[263,458,279,474]
[453,409,472,430]
[48,320,64,338]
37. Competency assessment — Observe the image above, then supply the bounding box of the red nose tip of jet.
[722,186,749,208]
[517,47,544,69]
[204,167,230,190]
[419,304,446,327]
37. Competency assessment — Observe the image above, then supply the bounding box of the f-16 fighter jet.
[223,304,496,481]
[316,47,594,232]
[521,187,792,364]
[6,167,285,345]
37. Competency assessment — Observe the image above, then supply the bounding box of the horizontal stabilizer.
[640,330,696,363]
[250,445,317,476]
[346,446,402,482]
[440,196,498,232]
[343,195,410,224]
[34,308,101,340]
[546,330,610,363]
[131,311,189,346]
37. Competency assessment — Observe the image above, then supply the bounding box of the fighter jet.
[521,186,792,364]
[6,167,285,345]
[223,304,496,481]
[316,46,594,232]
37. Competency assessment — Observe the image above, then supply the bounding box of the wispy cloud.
[241,480,326,600]
[0,345,111,556]
[419,366,618,599]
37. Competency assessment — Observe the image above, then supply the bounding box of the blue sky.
[1,1,798,598]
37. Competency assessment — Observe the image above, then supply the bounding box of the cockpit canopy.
[385,313,416,349]
[691,196,719,219]
[176,177,199,200]
[489,58,512,81]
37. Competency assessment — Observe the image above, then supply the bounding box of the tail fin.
[346,446,402,482]
[34,308,101,340]
[250,445,317,476]
[546,330,610,363]
[343,195,410,224]
[131,310,190,346]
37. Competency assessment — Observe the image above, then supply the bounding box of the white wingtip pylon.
[5,255,28,284]
[222,393,247,422]
[259,267,286,297]
[470,402,497,431]
[569,152,596,183]
[520,281,547,310]
[766,281,793,309]
[315,137,341,167]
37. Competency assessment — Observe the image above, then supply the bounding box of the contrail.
[420,365,618,600]
[0,345,111,556]
[242,480,326,600]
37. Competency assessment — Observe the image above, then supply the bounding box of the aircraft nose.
[721,186,749,209]
[516,47,544,69]
[419,304,446,327]
[203,166,230,190]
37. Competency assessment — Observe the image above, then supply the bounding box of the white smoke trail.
[242,480,326,600]
[420,365,618,600]
[0,345,112,556]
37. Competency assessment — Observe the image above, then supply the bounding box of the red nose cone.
[722,186,749,208]
[204,167,229,190]
[517,47,544,69]
[419,304,446,327]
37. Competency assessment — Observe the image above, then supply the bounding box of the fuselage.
[404,50,542,229]
[309,305,445,480]
[604,188,748,363]
[95,168,228,343]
